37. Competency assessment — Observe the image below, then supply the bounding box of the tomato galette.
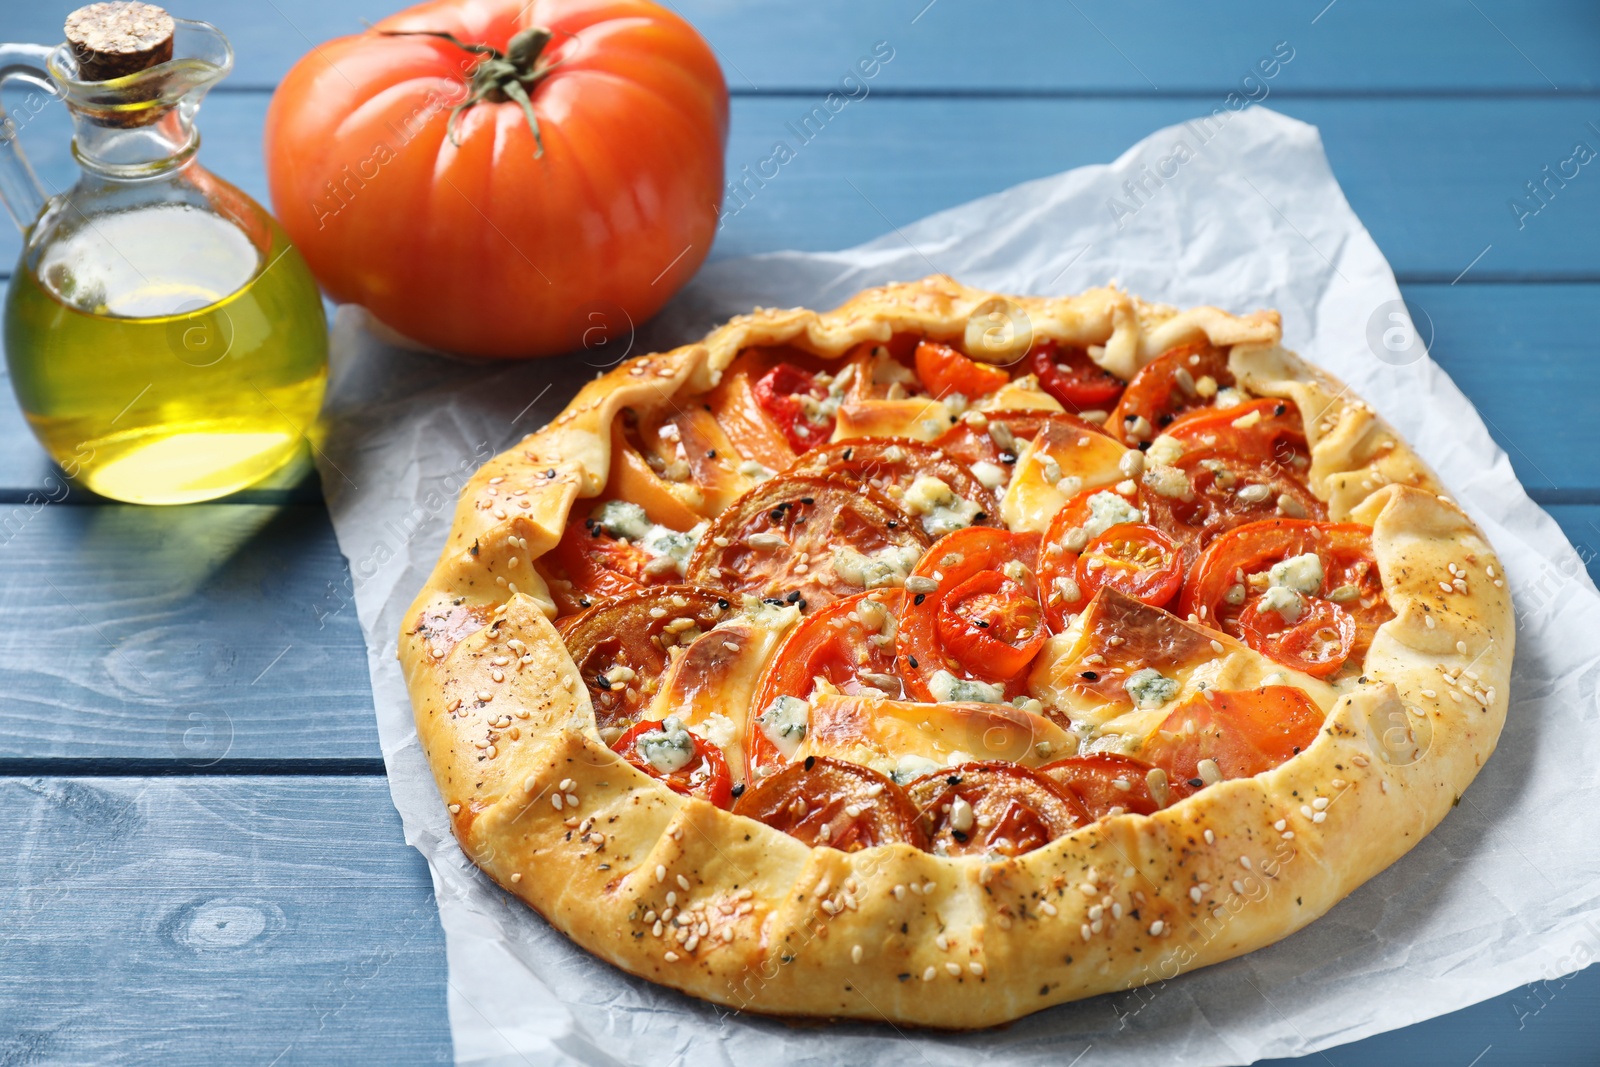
[400,276,1512,1027]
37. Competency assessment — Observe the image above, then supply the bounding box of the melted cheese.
[644,607,797,780]
[833,397,955,442]
[1000,419,1130,532]
[793,694,1077,776]
[1028,589,1339,755]
[972,376,1064,414]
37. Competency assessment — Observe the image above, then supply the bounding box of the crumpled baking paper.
[315,107,1600,1066]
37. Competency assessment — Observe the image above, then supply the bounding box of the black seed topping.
[974,512,988,522]
[1080,671,1099,681]
[946,775,962,786]
[1188,778,1204,789]
[801,497,815,505]
[731,782,746,799]
[786,591,801,603]
[578,597,591,608]
[1274,404,1287,416]
[914,593,926,605]
[1157,413,1174,427]
[951,829,969,841]
[1123,414,1139,424]
[1138,440,1152,452]
[546,469,557,478]
[975,620,989,628]
[804,756,816,771]
[717,598,730,610]
[1001,452,1017,465]
[908,656,918,668]
[707,450,717,459]
[843,448,854,461]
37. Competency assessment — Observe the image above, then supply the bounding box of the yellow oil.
[5,203,327,505]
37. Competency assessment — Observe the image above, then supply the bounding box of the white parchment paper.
[315,108,1600,1066]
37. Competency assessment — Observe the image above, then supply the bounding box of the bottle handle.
[0,44,58,234]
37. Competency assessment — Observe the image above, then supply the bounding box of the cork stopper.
[65,2,175,82]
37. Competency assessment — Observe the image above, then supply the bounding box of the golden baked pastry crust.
[398,275,1513,1027]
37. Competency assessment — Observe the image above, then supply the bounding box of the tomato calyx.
[379,27,563,155]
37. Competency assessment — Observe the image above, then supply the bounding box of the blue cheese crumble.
[634,716,696,773]
[756,695,810,758]
[928,670,1006,704]
[902,476,984,537]
[592,500,652,540]
[1268,552,1324,594]
[832,544,924,589]
[1082,491,1144,540]
[1125,668,1180,709]
[1256,551,1324,622]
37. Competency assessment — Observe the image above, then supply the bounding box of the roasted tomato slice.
[1036,483,1152,630]
[537,516,666,616]
[1141,454,1327,570]
[934,409,1111,471]
[1040,754,1163,818]
[1239,595,1356,679]
[1164,397,1311,470]
[905,761,1087,857]
[914,339,1010,400]
[934,571,1047,679]
[753,362,834,453]
[748,592,905,780]
[559,587,729,735]
[1139,686,1325,792]
[733,756,926,851]
[1180,518,1390,667]
[898,526,1044,701]
[788,438,999,524]
[613,718,734,808]
[1028,340,1125,412]
[685,475,931,612]
[1109,342,1234,444]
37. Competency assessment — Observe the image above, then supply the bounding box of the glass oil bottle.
[0,7,327,504]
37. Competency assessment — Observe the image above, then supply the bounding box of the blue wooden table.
[3,2,1597,1063]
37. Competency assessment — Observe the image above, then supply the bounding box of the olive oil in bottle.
[6,203,327,504]
[0,6,330,504]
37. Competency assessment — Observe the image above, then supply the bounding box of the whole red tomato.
[264,0,728,358]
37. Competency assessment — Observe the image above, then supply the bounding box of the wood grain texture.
[0,776,450,1065]
[4,0,1597,92]
[8,91,1600,278]
[0,503,378,761]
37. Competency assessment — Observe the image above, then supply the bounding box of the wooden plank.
[0,503,379,762]
[14,741,1595,1064]
[1265,962,1600,1065]
[5,0,1597,93]
[2,774,1596,1066]
[7,93,1600,280]
[1403,284,1600,496]
[0,776,450,1064]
